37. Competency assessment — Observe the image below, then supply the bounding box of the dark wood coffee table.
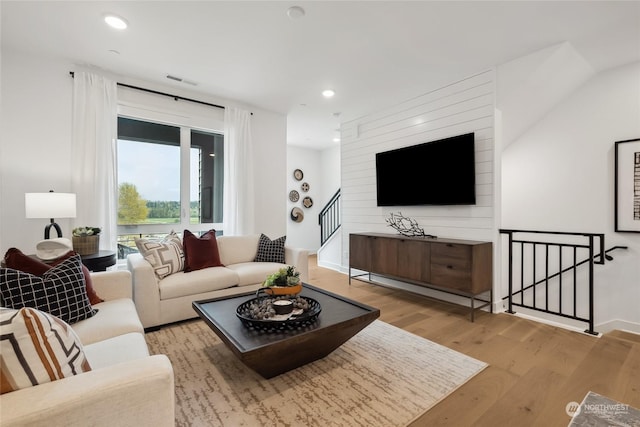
[192,283,380,378]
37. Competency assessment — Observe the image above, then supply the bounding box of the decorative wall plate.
[301,182,309,192]
[289,190,299,202]
[290,207,304,222]
[293,169,304,181]
[302,196,313,208]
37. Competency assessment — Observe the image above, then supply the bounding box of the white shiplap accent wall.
[341,69,496,267]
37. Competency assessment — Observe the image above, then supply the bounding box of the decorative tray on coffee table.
[236,296,322,332]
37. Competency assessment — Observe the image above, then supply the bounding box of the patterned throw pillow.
[135,231,184,279]
[183,229,224,272]
[0,307,91,394]
[254,234,286,263]
[0,254,97,324]
[2,247,103,305]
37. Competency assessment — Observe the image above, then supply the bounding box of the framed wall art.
[614,138,640,232]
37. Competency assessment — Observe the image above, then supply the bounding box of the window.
[116,116,224,259]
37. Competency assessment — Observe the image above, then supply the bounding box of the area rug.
[568,391,640,427]
[146,319,488,427]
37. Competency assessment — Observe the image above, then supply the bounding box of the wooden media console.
[349,232,493,321]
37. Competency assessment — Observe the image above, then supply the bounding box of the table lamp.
[25,191,77,239]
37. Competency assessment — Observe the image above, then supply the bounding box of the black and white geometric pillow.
[0,254,97,324]
[254,234,286,263]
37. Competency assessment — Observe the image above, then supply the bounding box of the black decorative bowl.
[236,296,322,332]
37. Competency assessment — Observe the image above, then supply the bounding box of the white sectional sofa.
[0,271,175,427]
[128,234,309,329]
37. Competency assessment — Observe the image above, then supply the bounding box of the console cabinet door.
[397,239,431,283]
[370,236,399,276]
[349,234,372,271]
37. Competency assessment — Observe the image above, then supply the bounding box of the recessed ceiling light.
[322,89,335,98]
[104,14,128,30]
[287,6,305,20]
[333,137,341,143]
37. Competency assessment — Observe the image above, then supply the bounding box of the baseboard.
[501,307,598,336]
[501,309,640,336]
[317,259,343,272]
[596,319,640,335]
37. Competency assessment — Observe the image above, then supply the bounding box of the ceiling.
[2,1,639,150]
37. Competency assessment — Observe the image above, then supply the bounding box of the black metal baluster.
[532,243,537,309]
[573,246,577,318]
[559,245,563,317]
[520,241,525,307]
[507,231,514,314]
[586,235,595,335]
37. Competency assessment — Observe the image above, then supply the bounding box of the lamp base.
[44,221,63,239]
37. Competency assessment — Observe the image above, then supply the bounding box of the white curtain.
[71,72,118,251]
[223,107,254,235]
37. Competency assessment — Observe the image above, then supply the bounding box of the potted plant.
[260,266,302,296]
[72,227,101,255]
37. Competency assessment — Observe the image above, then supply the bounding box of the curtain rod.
[69,71,225,110]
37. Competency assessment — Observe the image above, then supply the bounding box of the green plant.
[262,266,300,287]
[72,227,101,237]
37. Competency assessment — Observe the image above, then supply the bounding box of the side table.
[80,250,117,272]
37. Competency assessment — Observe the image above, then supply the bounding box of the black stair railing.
[500,229,627,335]
[319,189,341,246]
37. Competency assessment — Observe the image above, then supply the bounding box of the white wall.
[320,145,341,204]
[285,145,341,253]
[0,49,74,251]
[0,48,287,254]
[501,61,640,332]
[252,109,287,238]
[340,70,496,268]
[285,147,320,251]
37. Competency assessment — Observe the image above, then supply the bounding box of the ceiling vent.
[166,75,198,86]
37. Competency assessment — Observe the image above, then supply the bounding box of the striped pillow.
[135,230,184,279]
[0,307,91,394]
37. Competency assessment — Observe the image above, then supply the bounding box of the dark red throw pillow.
[3,248,104,305]
[182,230,224,272]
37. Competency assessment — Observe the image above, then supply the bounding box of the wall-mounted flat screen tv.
[376,132,476,206]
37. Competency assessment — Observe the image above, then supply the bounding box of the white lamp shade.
[25,193,77,219]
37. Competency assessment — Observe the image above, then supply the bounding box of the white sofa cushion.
[83,332,149,369]
[226,262,292,287]
[72,298,144,346]
[217,234,260,265]
[159,267,239,300]
[1,356,175,427]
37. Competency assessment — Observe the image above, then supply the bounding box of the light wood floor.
[308,255,640,427]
